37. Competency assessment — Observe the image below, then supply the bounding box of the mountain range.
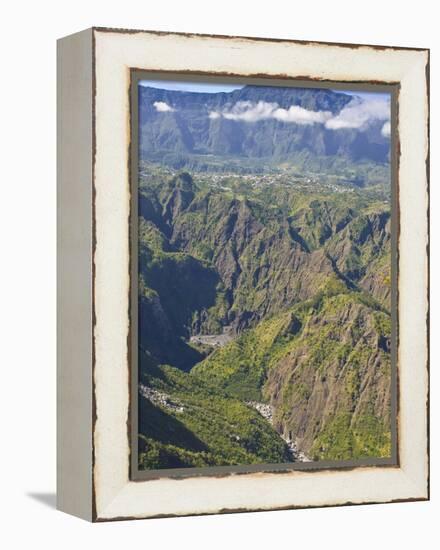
[139,84,391,172]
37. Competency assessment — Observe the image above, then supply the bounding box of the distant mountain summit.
[139,84,391,171]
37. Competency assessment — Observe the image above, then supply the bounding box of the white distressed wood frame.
[57,27,429,522]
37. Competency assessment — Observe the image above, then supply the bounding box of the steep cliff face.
[139,85,390,168]
[264,295,391,460]
[139,173,390,346]
[170,194,343,331]
[193,288,391,460]
[324,210,391,308]
[138,215,225,370]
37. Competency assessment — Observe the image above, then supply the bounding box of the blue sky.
[139,80,243,94]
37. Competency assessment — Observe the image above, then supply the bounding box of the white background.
[0,1,437,548]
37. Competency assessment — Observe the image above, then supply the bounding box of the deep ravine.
[246,401,311,462]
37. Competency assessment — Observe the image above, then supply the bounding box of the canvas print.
[135,78,394,471]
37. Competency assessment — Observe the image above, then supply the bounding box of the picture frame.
[57,27,429,522]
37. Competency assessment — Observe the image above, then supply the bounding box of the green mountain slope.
[139,172,390,352]
[193,284,391,460]
[137,169,392,468]
[138,353,291,469]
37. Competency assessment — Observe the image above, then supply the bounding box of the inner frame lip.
[128,69,400,482]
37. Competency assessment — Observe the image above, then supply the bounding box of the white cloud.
[222,101,277,122]
[273,105,332,124]
[381,121,391,138]
[325,96,390,130]
[209,97,390,129]
[211,100,331,125]
[205,95,391,133]
[153,101,175,112]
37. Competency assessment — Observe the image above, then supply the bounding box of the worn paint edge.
[92,25,429,53]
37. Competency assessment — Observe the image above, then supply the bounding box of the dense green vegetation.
[138,357,291,469]
[191,283,392,460]
[137,165,392,468]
